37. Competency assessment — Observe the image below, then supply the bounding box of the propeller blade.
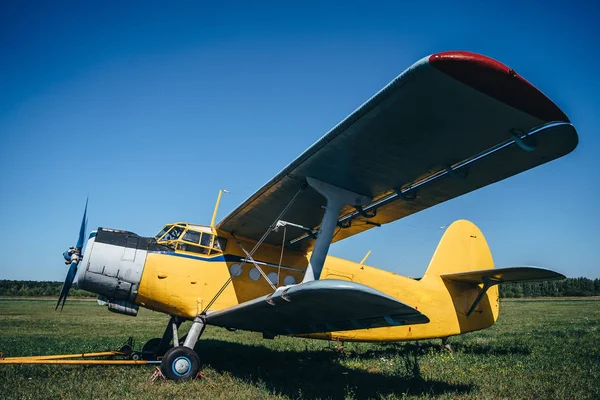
[57,198,88,311]
[75,198,88,249]
[56,261,78,311]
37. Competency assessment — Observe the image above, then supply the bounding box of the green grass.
[1,299,599,399]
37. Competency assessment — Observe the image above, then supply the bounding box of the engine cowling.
[77,228,170,310]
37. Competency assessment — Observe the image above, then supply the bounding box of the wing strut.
[237,241,277,291]
[246,184,307,255]
[301,177,371,282]
[466,277,501,317]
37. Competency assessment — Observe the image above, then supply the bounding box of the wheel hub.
[173,356,190,375]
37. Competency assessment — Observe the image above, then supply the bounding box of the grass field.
[0,299,598,399]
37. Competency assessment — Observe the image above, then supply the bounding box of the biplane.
[56,51,577,380]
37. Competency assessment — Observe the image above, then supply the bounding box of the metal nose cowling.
[56,199,88,311]
[76,228,153,316]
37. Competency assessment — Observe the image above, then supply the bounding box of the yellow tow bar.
[0,350,159,365]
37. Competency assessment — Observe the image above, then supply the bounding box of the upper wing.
[205,279,429,335]
[441,266,565,284]
[217,51,578,252]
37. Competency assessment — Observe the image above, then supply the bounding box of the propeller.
[56,198,88,311]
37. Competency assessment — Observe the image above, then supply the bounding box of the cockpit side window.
[182,230,201,244]
[177,242,209,254]
[200,233,214,248]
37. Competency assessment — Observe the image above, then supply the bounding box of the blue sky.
[0,1,598,281]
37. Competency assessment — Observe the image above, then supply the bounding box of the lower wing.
[205,280,429,336]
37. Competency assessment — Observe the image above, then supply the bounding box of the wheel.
[142,338,170,360]
[160,346,200,381]
[119,344,133,354]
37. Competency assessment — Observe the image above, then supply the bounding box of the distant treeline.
[0,280,95,297]
[499,278,600,298]
[0,278,599,298]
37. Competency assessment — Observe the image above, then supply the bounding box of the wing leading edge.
[205,280,429,335]
[217,51,578,253]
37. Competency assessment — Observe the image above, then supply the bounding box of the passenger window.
[200,233,213,248]
[182,230,201,244]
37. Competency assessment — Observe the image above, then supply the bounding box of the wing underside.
[217,51,578,252]
[205,280,429,335]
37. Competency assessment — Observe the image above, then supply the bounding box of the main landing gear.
[142,315,206,381]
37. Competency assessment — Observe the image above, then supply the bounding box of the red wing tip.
[429,51,511,72]
[428,51,569,123]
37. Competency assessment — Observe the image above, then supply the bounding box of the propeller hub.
[63,247,81,264]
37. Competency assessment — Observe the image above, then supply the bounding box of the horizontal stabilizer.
[205,280,429,335]
[441,266,565,284]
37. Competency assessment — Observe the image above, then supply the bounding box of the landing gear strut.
[441,337,453,352]
[157,315,206,381]
[141,316,182,360]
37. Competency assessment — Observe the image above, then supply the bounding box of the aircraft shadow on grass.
[193,339,472,399]
[371,340,532,357]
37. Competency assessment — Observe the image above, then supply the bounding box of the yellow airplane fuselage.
[136,220,499,342]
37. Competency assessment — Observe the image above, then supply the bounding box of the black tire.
[160,347,200,381]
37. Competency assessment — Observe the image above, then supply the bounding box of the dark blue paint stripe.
[149,251,227,262]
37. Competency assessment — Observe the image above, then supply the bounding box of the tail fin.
[421,220,564,333]
[423,219,494,279]
[423,220,500,331]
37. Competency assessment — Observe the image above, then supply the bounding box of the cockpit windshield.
[155,222,228,255]
[155,225,172,240]
[162,226,185,241]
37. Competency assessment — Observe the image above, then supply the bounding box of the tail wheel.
[160,347,200,381]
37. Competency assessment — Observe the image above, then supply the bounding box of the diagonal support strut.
[466,277,502,317]
[301,177,371,283]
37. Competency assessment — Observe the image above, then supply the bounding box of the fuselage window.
[182,230,201,244]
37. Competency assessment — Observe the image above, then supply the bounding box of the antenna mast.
[210,189,229,227]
